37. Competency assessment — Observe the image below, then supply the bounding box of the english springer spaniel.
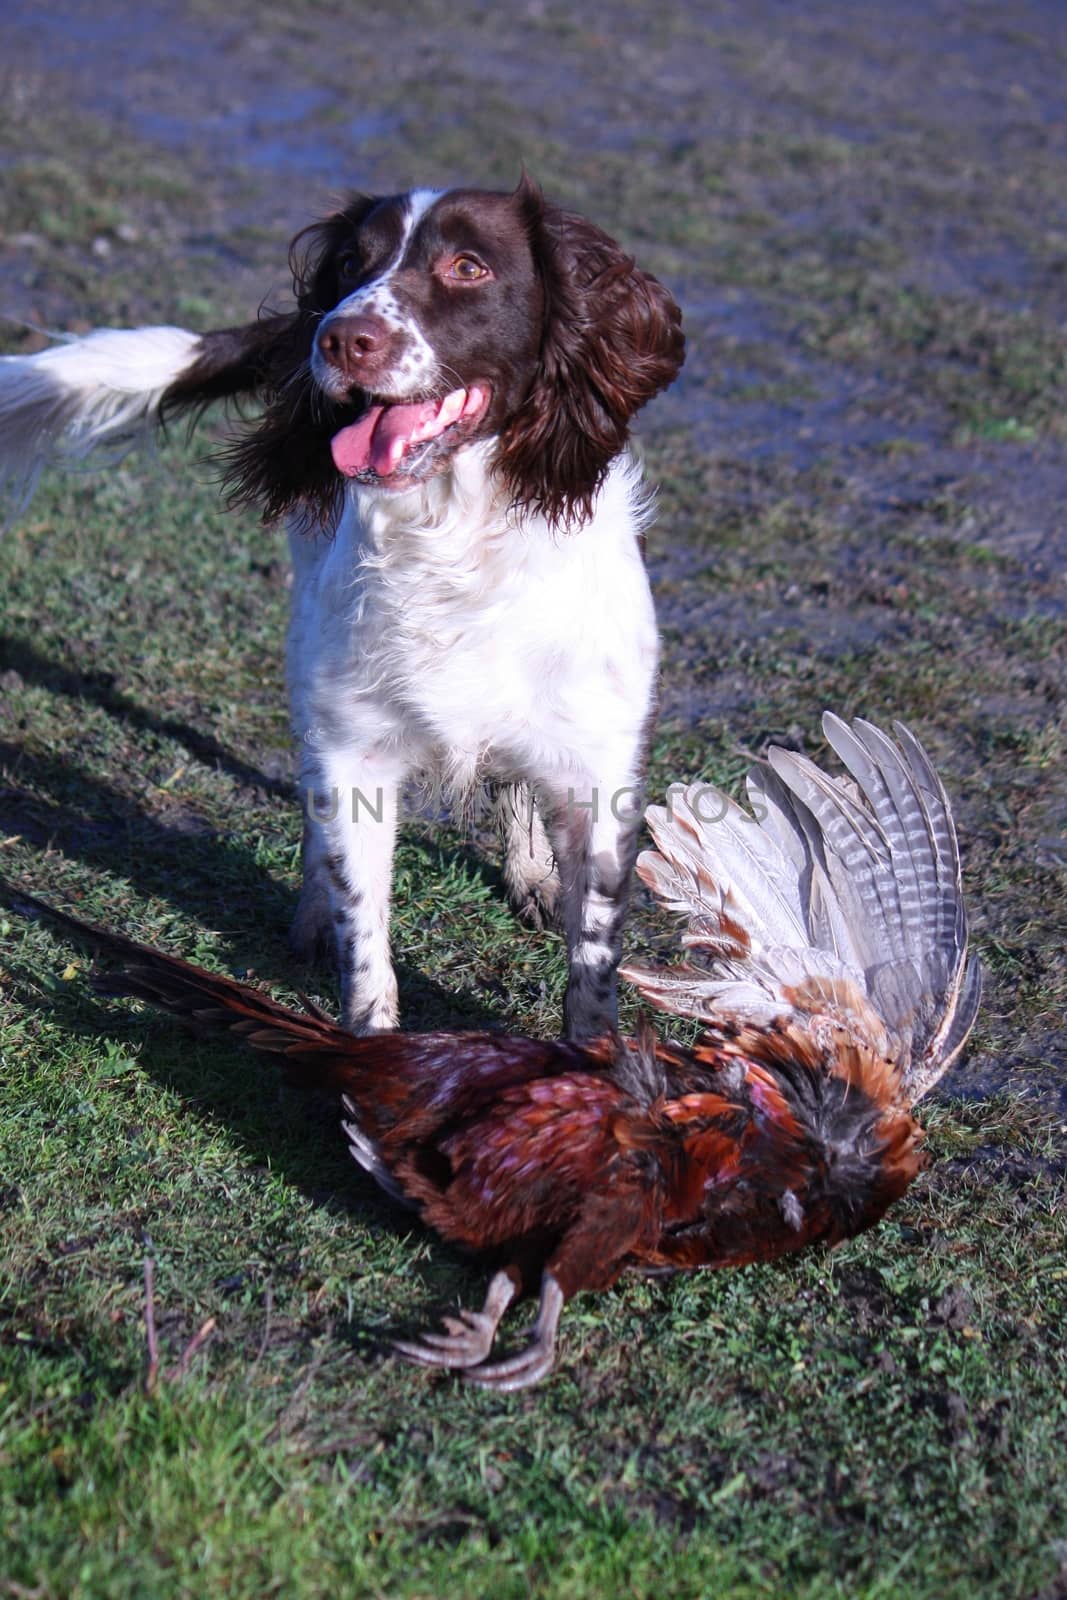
[0,175,685,1037]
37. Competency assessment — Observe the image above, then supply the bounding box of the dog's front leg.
[299,747,407,1033]
[545,770,644,1041]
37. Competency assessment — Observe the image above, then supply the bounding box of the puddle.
[2,0,400,201]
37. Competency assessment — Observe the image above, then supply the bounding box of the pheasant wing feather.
[624,715,980,1101]
[642,781,810,956]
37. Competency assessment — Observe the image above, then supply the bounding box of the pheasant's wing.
[621,756,896,1054]
[622,715,980,1103]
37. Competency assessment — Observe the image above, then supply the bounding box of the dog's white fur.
[289,440,657,1031]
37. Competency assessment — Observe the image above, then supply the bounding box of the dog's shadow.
[4,950,498,1355]
[0,631,295,799]
[0,637,540,1332]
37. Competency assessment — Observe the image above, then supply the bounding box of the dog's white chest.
[289,453,658,778]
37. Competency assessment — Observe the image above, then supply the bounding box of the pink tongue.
[330,387,478,477]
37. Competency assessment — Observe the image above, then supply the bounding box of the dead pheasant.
[8,714,980,1389]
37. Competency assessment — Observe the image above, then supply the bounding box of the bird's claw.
[392,1308,497,1370]
[391,1269,560,1390]
[462,1331,557,1392]
[463,1274,563,1391]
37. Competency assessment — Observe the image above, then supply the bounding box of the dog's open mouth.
[330,385,490,486]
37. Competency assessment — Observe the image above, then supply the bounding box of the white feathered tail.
[621,714,981,1106]
[0,326,201,513]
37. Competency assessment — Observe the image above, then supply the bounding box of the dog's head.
[179,177,684,529]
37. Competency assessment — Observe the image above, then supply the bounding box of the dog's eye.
[336,251,361,282]
[447,255,489,282]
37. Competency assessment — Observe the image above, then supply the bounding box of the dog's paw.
[289,891,333,965]
[508,871,562,933]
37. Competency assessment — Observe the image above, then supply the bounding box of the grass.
[2,4,1066,1595]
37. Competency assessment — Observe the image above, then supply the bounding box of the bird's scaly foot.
[463,1272,564,1392]
[392,1268,519,1371]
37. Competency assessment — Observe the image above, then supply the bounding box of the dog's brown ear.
[161,194,382,529]
[288,193,380,315]
[496,175,685,529]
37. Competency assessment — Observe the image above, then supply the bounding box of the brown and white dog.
[0,176,685,1036]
